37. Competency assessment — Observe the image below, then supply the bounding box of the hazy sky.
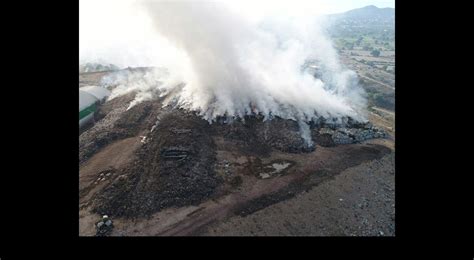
[225,0,394,17]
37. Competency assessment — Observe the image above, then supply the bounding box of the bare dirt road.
[359,74,395,90]
[204,145,394,236]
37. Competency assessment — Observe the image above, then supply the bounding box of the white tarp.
[80,85,111,101]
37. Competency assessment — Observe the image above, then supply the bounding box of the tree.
[371,49,381,57]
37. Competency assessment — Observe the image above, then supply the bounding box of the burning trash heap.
[95,1,381,150]
[81,1,389,219]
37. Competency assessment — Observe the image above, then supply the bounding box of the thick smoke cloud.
[96,0,368,145]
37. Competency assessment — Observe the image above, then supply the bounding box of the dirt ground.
[203,148,394,236]
[79,70,395,236]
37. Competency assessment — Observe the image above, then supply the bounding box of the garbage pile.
[314,123,387,146]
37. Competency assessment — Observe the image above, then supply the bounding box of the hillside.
[80,62,120,73]
[327,5,395,42]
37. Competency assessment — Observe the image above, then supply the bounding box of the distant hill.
[326,5,394,39]
[80,62,120,73]
[337,5,394,20]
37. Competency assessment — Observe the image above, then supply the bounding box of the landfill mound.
[92,109,220,217]
[79,68,389,219]
[86,99,387,218]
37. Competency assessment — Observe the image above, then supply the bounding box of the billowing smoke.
[93,0,368,146]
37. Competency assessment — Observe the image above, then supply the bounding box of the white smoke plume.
[87,0,368,145]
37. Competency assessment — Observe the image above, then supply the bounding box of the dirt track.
[359,74,395,90]
[204,148,394,236]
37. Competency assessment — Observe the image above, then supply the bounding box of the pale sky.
[225,0,394,17]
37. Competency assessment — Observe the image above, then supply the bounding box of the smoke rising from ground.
[91,0,368,145]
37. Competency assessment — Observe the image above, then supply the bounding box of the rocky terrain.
[79,69,395,236]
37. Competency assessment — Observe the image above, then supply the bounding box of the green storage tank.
[79,86,111,128]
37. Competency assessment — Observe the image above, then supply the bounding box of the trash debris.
[161,147,190,160]
[170,128,192,134]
